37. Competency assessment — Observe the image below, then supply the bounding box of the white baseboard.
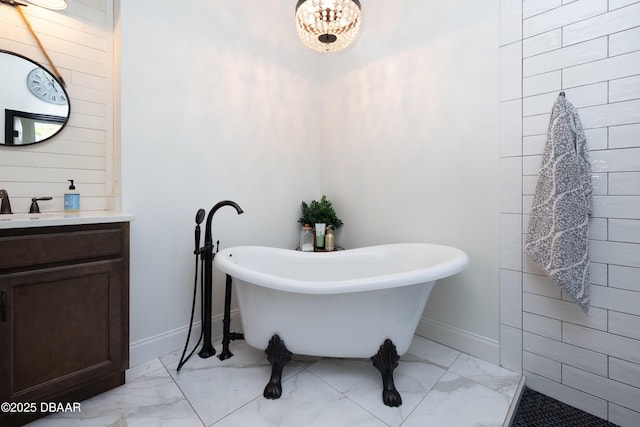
[416,317,499,365]
[129,309,242,367]
[130,313,498,368]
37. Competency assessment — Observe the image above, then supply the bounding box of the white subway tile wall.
[500,42,523,101]
[0,1,112,212]
[609,265,640,292]
[522,312,562,340]
[500,324,523,372]
[500,0,640,425]
[523,350,562,382]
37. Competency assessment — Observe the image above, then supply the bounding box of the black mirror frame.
[4,109,67,146]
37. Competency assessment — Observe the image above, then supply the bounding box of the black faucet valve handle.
[29,197,53,214]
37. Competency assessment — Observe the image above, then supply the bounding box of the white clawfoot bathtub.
[214,243,468,358]
[215,243,468,405]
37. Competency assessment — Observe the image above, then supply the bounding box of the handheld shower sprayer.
[177,207,208,372]
[195,208,205,254]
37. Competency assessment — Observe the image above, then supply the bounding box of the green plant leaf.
[298,195,343,229]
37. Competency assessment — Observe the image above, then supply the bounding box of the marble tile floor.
[28,335,523,427]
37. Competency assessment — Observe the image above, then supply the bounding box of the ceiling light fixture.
[295,0,361,53]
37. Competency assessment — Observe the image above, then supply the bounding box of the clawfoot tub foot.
[371,339,402,407]
[263,334,292,400]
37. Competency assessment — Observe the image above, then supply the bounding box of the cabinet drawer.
[0,225,125,270]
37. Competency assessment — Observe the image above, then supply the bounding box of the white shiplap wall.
[0,0,114,214]
[500,1,640,426]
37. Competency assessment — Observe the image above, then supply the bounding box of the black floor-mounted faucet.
[198,200,244,359]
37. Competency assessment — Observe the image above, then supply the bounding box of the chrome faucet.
[0,189,12,214]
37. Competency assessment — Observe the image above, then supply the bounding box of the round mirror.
[1,49,70,146]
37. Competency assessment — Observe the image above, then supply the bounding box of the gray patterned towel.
[525,94,592,313]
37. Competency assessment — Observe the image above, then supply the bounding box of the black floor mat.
[511,387,618,426]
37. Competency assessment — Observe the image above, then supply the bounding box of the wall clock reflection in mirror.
[27,67,68,105]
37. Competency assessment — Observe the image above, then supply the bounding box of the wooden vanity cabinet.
[0,222,130,426]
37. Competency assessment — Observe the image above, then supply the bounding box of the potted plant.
[298,195,343,250]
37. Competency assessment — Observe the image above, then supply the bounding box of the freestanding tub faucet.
[198,200,244,359]
[0,190,12,214]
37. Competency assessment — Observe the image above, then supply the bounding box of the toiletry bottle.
[300,224,314,252]
[315,223,326,249]
[64,179,80,214]
[325,225,335,251]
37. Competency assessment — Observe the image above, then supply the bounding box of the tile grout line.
[158,354,208,427]
[302,366,393,427]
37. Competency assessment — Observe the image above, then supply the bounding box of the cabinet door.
[0,259,125,403]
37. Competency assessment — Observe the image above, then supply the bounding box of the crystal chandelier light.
[295,0,361,53]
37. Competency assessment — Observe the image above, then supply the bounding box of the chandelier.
[295,0,361,53]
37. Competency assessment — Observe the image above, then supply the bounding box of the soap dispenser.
[64,179,80,214]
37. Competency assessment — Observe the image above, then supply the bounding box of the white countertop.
[0,210,134,229]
